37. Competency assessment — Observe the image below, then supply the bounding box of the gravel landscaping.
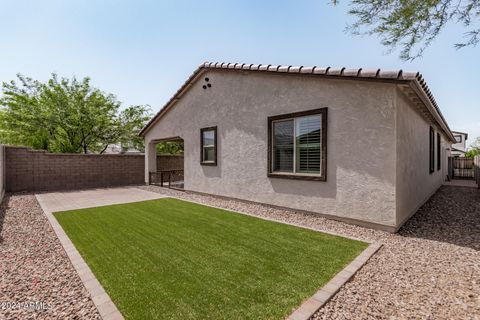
[140,185,480,320]
[0,193,100,320]
[1,185,478,319]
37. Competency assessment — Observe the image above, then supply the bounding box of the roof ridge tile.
[139,61,453,141]
[259,64,270,71]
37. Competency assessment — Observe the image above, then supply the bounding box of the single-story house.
[140,62,455,232]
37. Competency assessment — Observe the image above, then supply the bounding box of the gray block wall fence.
[5,146,183,192]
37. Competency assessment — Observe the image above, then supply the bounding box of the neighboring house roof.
[452,131,468,140]
[140,62,455,142]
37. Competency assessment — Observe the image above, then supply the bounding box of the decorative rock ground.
[1,186,478,319]
[141,185,480,320]
[0,193,101,320]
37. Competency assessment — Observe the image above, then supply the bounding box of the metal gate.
[149,169,184,190]
[475,156,480,188]
[448,157,475,180]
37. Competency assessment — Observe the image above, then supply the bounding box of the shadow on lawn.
[399,186,480,251]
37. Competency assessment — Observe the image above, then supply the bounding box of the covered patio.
[145,136,184,190]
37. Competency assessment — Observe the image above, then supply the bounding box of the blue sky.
[1,0,479,143]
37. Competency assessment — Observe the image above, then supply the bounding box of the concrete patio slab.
[36,187,168,320]
[443,179,478,188]
[37,186,168,212]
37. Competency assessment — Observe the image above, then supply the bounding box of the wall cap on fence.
[4,145,184,157]
[43,153,145,157]
[5,145,143,157]
[3,145,31,150]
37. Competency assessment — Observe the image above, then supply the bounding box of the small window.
[429,127,435,174]
[268,108,327,181]
[437,132,441,171]
[454,135,462,143]
[200,126,217,165]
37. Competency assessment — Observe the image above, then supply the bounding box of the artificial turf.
[54,198,367,319]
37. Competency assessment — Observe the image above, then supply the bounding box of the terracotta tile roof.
[140,62,454,142]
[200,62,421,80]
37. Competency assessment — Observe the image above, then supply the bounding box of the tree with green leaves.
[113,105,153,153]
[333,0,479,60]
[156,141,184,155]
[0,74,151,153]
[465,136,480,157]
[465,148,480,157]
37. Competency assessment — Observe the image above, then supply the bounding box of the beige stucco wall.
[395,88,450,226]
[145,70,398,227]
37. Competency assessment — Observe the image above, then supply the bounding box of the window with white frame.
[268,108,327,181]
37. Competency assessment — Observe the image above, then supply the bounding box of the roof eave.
[139,62,455,143]
[408,80,456,143]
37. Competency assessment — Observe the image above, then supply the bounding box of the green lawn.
[54,198,367,320]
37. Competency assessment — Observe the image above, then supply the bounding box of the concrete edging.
[287,242,382,320]
[158,194,384,318]
[163,194,373,243]
[35,188,381,320]
[35,194,124,320]
[182,189,397,233]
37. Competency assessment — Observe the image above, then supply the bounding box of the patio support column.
[145,140,157,185]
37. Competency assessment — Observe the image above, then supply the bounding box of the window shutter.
[273,120,294,172]
[429,127,435,173]
[437,132,441,171]
[296,115,321,174]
